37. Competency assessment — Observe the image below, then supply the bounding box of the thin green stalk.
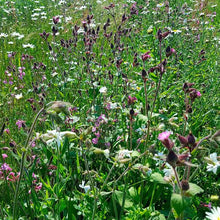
[172,167,182,193]
[81,142,97,220]
[144,80,148,116]
[119,179,127,220]
[149,183,156,209]
[13,102,54,219]
[13,107,45,219]
[101,163,116,191]
[112,191,119,220]
[129,118,132,150]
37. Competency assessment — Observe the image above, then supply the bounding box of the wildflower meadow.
[0,0,219,219]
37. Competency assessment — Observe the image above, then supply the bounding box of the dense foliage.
[0,0,219,219]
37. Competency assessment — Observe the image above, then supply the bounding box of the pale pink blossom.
[158,131,171,141]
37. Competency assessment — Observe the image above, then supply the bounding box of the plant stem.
[129,117,132,150]
[172,167,181,193]
[149,183,156,209]
[144,80,148,116]
[13,107,45,219]
[101,163,116,191]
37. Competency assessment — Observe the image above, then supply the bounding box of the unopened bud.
[187,132,195,145]
[177,134,188,146]
[166,150,178,167]
[181,180,189,191]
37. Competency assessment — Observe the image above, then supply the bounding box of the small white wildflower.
[79,181,91,193]
[118,149,133,160]
[103,149,110,158]
[172,29,182,34]
[23,43,35,49]
[0,33,8,38]
[15,93,23,100]
[206,152,220,174]
[157,3,164,8]
[99,86,107,94]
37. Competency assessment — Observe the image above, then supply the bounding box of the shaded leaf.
[150,172,167,184]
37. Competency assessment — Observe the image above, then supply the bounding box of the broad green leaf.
[186,183,204,196]
[115,190,133,208]
[171,193,184,216]
[150,172,167,184]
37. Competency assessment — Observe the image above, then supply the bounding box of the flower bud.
[177,134,188,147]
[130,109,135,116]
[181,180,189,191]
[166,150,178,167]
[187,132,195,145]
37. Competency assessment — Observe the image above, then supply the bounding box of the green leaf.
[137,114,148,123]
[150,173,167,184]
[115,190,133,208]
[171,193,184,216]
[186,183,204,196]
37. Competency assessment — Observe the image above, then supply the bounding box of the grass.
[0,0,220,219]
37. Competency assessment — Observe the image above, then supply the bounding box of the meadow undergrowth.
[0,0,219,219]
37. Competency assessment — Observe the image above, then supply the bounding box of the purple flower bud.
[166,150,178,167]
[181,180,189,191]
[187,133,195,145]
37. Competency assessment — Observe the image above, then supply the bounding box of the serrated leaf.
[150,172,167,184]
[186,183,204,196]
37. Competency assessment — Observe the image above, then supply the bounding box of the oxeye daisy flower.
[205,206,220,220]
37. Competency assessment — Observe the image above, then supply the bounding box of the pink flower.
[92,138,98,145]
[158,131,171,141]
[2,154,8,159]
[16,120,26,129]
[158,131,174,150]
[35,182,42,192]
[196,91,201,97]
[4,128,10,134]
[128,96,137,105]
[7,172,20,182]
[1,163,12,172]
[141,51,151,61]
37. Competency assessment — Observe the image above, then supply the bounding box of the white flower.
[157,3,164,8]
[206,153,220,174]
[172,29,182,34]
[0,33,8,38]
[79,181,91,193]
[15,93,23,100]
[118,149,133,160]
[103,149,110,158]
[40,130,61,147]
[23,43,35,49]
[206,206,220,220]
[99,86,107,94]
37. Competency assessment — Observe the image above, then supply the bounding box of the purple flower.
[1,163,12,172]
[158,131,171,141]
[16,120,26,129]
[141,51,151,61]
[92,138,98,145]
[196,91,202,97]
[2,154,8,159]
[158,131,174,150]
